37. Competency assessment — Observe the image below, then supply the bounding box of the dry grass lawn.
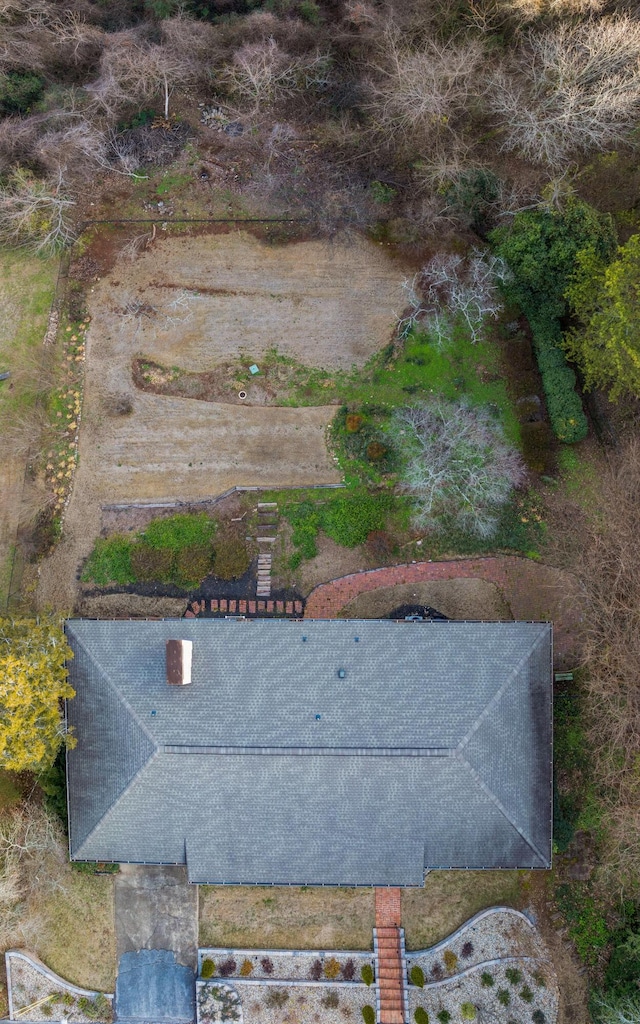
[402,871,523,951]
[200,886,375,951]
[33,871,116,991]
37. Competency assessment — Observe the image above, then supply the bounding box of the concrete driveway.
[114,865,197,1024]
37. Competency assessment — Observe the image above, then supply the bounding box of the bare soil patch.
[199,886,375,952]
[341,579,513,620]
[35,231,406,610]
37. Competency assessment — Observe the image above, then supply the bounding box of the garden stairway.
[256,501,278,598]
[374,889,408,1024]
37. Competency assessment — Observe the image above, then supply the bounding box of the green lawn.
[0,249,57,608]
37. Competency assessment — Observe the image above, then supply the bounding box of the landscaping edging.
[5,951,113,1021]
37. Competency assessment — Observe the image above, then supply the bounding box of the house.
[65,617,552,886]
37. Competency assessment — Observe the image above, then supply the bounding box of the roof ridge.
[458,752,548,866]
[455,625,549,754]
[68,625,158,747]
[67,625,158,858]
[73,749,161,860]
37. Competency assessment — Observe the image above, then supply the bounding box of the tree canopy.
[565,234,640,401]
[0,617,74,772]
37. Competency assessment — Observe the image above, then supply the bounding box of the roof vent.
[337,668,346,679]
[166,639,193,686]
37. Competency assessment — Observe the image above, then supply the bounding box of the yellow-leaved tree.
[0,617,74,772]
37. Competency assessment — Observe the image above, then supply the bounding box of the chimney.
[166,639,193,686]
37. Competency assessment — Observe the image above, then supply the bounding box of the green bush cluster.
[361,964,374,986]
[82,513,218,588]
[554,883,610,966]
[201,959,216,979]
[436,1012,451,1024]
[0,71,44,115]
[491,197,616,444]
[362,1006,376,1024]
[213,536,251,580]
[410,965,425,988]
[414,1008,429,1024]
[460,1003,476,1020]
[282,490,393,563]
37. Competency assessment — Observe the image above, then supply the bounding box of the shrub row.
[528,313,588,444]
[82,513,251,588]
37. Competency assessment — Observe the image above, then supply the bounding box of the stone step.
[258,502,278,508]
[257,537,276,543]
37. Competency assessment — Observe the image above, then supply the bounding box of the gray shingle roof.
[65,618,552,885]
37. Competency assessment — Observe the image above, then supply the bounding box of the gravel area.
[406,909,545,976]
[198,949,374,982]
[7,954,113,1023]
[219,980,373,1024]
[408,958,558,1024]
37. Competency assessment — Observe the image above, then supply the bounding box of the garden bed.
[198,949,374,983]
[6,952,113,1023]
[197,980,373,1024]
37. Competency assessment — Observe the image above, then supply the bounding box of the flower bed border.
[5,951,114,1022]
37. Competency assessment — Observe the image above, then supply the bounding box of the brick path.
[374,889,406,1024]
[304,555,583,663]
[184,598,303,618]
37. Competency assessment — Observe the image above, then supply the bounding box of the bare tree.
[389,399,526,538]
[488,16,640,166]
[366,30,486,150]
[0,168,75,254]
[398,249,509,343]
[220,37,331,113]
[89,35,198,119]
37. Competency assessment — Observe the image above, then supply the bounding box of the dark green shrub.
[436,1012,451,1024]
[175,544,214,586]
[201,959,215,979]
[444,168,501,234]
[410,965,425,988]
[265,989,289,1008]
[130,543,174,583]
[213,537,250,580]
[0,71,44,115]
[77,996,110,1021]
[498,988,511,1005]
[520,985,534,1002]
[532,1011,546,1024]
[142,513,216,552]
[361,964,374,986]
[362,1006,375,1024]
[414,1009,429,1024]
[506,968,523,985]
[481,972,494,987]
[38,747,67,828]
[82,535,134,585]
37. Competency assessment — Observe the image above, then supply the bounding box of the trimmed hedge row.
[528,313,588,444]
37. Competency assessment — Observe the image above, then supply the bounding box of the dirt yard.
[341,579,513,620]
[37,232,406,610]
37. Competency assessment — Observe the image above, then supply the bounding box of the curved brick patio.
[304,555,583,663]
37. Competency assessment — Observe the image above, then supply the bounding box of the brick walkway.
[185,598,303,618]
[374,889,406,1024]
[304,555,583,663]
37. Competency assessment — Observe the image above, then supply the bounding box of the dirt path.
[37,232,409,610]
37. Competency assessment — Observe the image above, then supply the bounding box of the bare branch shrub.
[89,35,198,118]
[220,37,331,112]
[0,168,75,254]
[398,249,509,343]
[0,802,67,947]
[33,121,110,178]
[366,31,486,151]
[389,399,526,538]
[577,438,640,893]
[488,17,640,166]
